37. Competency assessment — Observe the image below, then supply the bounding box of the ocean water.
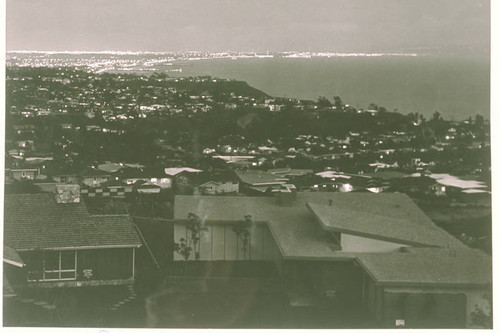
[169,56,489,121]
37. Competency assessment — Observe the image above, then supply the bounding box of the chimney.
[55,184,80,203]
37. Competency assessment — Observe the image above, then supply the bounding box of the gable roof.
[164,167,203,176]
[4,194,141,251]
[306,202,461,247]
[356,247,491,287]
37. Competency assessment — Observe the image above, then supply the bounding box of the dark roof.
[80,167,111,177]
[268,168,314,177]
[101,179,131,188]
[388,175,437,188]
[357,247,491,287]
[306,202,462,247]
[364,171,410,180]
[4,194,141,251]
[210,169,239,182]
[235,170,288,186]
[47,164,82,176]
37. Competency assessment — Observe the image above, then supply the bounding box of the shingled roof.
[356,247,491,287]
[306,202,462,247]
[4,194,141,251]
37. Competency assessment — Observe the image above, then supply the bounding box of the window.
[27,251,77,282]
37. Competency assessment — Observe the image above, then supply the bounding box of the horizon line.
[7,50,422,57]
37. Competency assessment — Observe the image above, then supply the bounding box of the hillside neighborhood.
[3,66,492,328]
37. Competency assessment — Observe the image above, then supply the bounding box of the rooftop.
[429,173,487,189]
[175,192,461,260]
[4,193,141,251]
[164,167,203,176]
[235,170,288,186]
[306,202,463,248]
[357,247,491,287]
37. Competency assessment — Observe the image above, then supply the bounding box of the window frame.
[27,250,77,282]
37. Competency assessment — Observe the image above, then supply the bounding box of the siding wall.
[173,222,277,261]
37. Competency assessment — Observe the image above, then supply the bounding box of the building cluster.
[3,187,492,328]
[3,66,492,328]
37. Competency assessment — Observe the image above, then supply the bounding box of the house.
[118,166,150,185]
[3,185,142,289]
[97,162,125,174]
[6,168,39,181]
[164,167,203,178]
[102,180,134,197]
[172,192,491,328]
[165,167,203,193]
[235,170,288,194]
[49,166,80,184]
[428,174,488,197]
[80,167,111,187]
[146,167,174,189]
[197,169,240,195]
[268,168,314,181]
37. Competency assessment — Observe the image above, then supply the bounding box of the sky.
[6,0,491,55]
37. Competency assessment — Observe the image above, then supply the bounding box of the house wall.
[53,175,79,183]
[341,234,408,252]
[291,260,362,305]
[82,176,110,187]
[20,248,136,285]
[78,248,135,281]
[382,286,491,328]
[150,177,172,189]
[201,182,239,195]
[11,170,37,180]
[173,222,277,261]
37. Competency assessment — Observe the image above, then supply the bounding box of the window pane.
[28,271,43,281]
[44,272,59,280]
[61,251,75,270]
[44,252,59,270]
[61,271,76,279]
[25,252,43,271]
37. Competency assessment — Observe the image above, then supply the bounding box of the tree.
[317,96,332,108]
[432,110,443,121]
[173,213,203,275]
[186,213,202,260]
[333,96,343,111]
[232,215,253,260]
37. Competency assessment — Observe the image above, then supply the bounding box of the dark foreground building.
[3,185,142,289]
[2,187,491,328]
[171,192,491,328]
